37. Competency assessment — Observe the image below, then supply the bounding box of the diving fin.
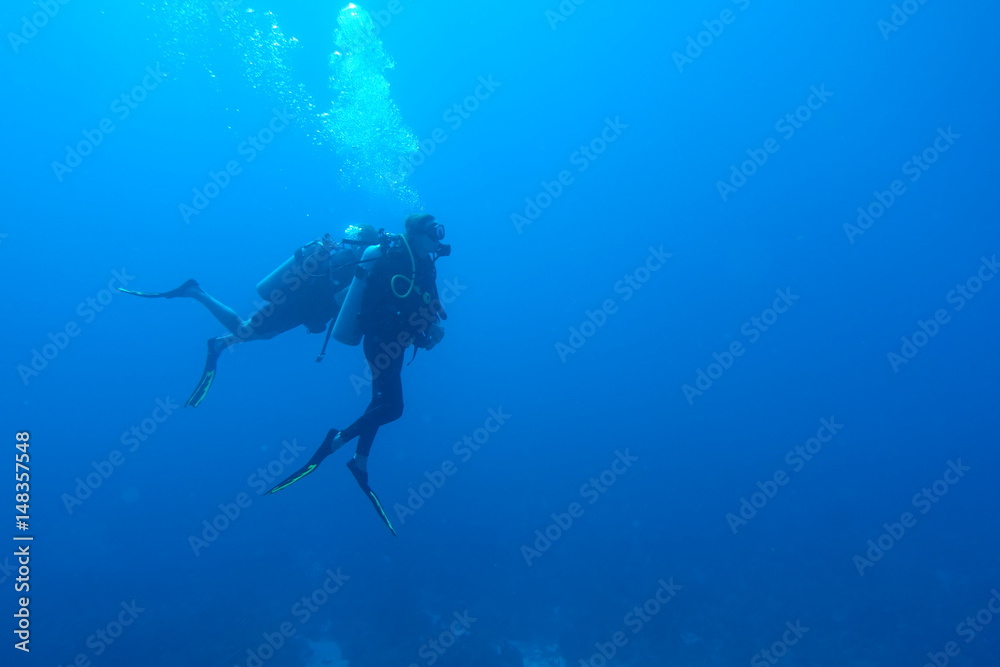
[118,279,199,299]
[185,339,222,408]
[185,367,216,408]
[266,429,342,494]
[347,459,397,536]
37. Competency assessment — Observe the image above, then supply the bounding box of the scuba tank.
[255,237,348,303]
[332,244,383,346]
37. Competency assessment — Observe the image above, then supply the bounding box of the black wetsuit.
[339,239,444,457]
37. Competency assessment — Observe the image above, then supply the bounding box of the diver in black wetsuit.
[119,224,379,407]
[342,215,448,470]
[266,214,450,534]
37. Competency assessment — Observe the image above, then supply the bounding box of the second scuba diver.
[119,224,379,407]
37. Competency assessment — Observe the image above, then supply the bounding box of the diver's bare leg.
[185,286,244,335]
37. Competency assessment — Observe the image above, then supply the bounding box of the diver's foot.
[264,428,342,495]
[346,457,369,488]
[315,429,344,461]
[162,279,201,299]
[207,336,227,357]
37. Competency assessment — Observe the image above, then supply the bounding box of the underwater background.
[3,0,1000,665]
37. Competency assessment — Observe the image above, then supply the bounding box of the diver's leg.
[186,287,245,335]
[335,335,403,534]
[119,279,245,335]
[227,302,306,347]
[352,368,402,468]
[340,334,404,472]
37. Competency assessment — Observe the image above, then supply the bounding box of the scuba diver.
[266,214,451,535]
[118,224,379,407]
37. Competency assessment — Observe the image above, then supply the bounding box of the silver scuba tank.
[255,241,327,302]
[332,244,383,345]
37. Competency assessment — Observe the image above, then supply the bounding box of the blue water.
[4,1,1000,665]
